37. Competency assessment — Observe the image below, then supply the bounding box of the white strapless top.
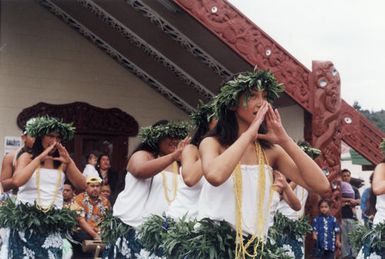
[17,167,65,209]
[277,184,308,220]
[198,165,274,237]
[113,170,177,228]
[166,172,204,220]
[374,193,385,225]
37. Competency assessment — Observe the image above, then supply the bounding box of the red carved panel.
[340,100,385,164]
[17,102,138,136]
[173,0,312,111]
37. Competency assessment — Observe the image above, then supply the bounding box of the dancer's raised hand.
[258,104,290,144]
[172,136,191,161]
[244,101,269,142]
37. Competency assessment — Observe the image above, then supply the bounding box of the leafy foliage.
[138,121,190,148]
[349,222,385,256]
[190,100,215,128]
[269,212,312,241]
[213,70,284,119]
[297,141,321,159]
[137,215,175,257]
[0,199,77,234]
[99,210,135,245]
[162,217,291,259]
[25,115,75,141]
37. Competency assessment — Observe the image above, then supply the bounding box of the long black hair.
[130,120,169,158]
[207,109,272,149]
[191,119,211,147]
[31,136,61,169]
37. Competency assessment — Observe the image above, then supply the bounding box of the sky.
[228,0,385,111]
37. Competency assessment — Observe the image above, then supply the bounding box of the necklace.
[35,166,63,213]
[233,142,273,259]
[161,161,179,204]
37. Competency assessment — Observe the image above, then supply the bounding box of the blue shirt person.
[312,199,341,259]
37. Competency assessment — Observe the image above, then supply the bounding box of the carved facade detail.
[17,102,139,136]
[77,0,214,101]
[38,0,195,113]
[126,0,232,79]
[311,61,342,181]
[341,101,385,164]
[173,0,311,110]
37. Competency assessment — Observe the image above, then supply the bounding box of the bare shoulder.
[182,144,199,155]
[18,152,33,163]
[2,151,15,164]
[375,162,385,174]
[129,150,155,162]
[199,136,221,149]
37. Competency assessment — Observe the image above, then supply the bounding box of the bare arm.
[128,138,189,179]
[181,145,202,187]
[372,163,385,195]
[78,217,100,239]
[128,151,177,179]
[0,152,16,192]
[200,102,269,186]
[273,171,301,211]
[259,105,330,195]
[282,184,301,211]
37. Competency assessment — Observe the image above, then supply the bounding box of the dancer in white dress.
[356,139,385,259]
[101,120,189,259]
[0,116,86,259]
[195,70,330,259]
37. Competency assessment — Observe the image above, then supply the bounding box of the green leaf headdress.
[297,140,321,160]
[380,138,385,156]
[138,121,190,148]
[25,116,75,141]
[190,100,215,128]
[213,70,284,119]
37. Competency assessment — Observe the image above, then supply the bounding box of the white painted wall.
[0,0,187,158]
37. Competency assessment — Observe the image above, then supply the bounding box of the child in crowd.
[312,199,341,259]
[83,153,99,178]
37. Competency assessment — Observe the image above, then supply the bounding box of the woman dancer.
[355,139,385,258]
[0,116,86,258]
[101,120,189,259]
[197,70,330,258]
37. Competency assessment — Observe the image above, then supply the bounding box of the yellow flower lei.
[161,161,179,204]
[233,143,274,259]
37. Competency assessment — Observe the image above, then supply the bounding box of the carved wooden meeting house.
[1,0,384,256]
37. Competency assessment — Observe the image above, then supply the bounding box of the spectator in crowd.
[0,126,35,193]
[101,184,111,201]
[341,169,361,259]
[312,199,341,259]
[71,176,111,241]
[63,181,75,208]
[361,172,374,226]
[96,154,119,205]
[83,153,99,178]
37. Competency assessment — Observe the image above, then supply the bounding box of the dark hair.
[31,136,61,168]
[191,119,211,147]
[97,153,110,166]
[207,109,272,149]
[341,169,351,175]
[131,120,169,157]
[64,180,74,190]
[318,199,331,208]
[86,152,96,162]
